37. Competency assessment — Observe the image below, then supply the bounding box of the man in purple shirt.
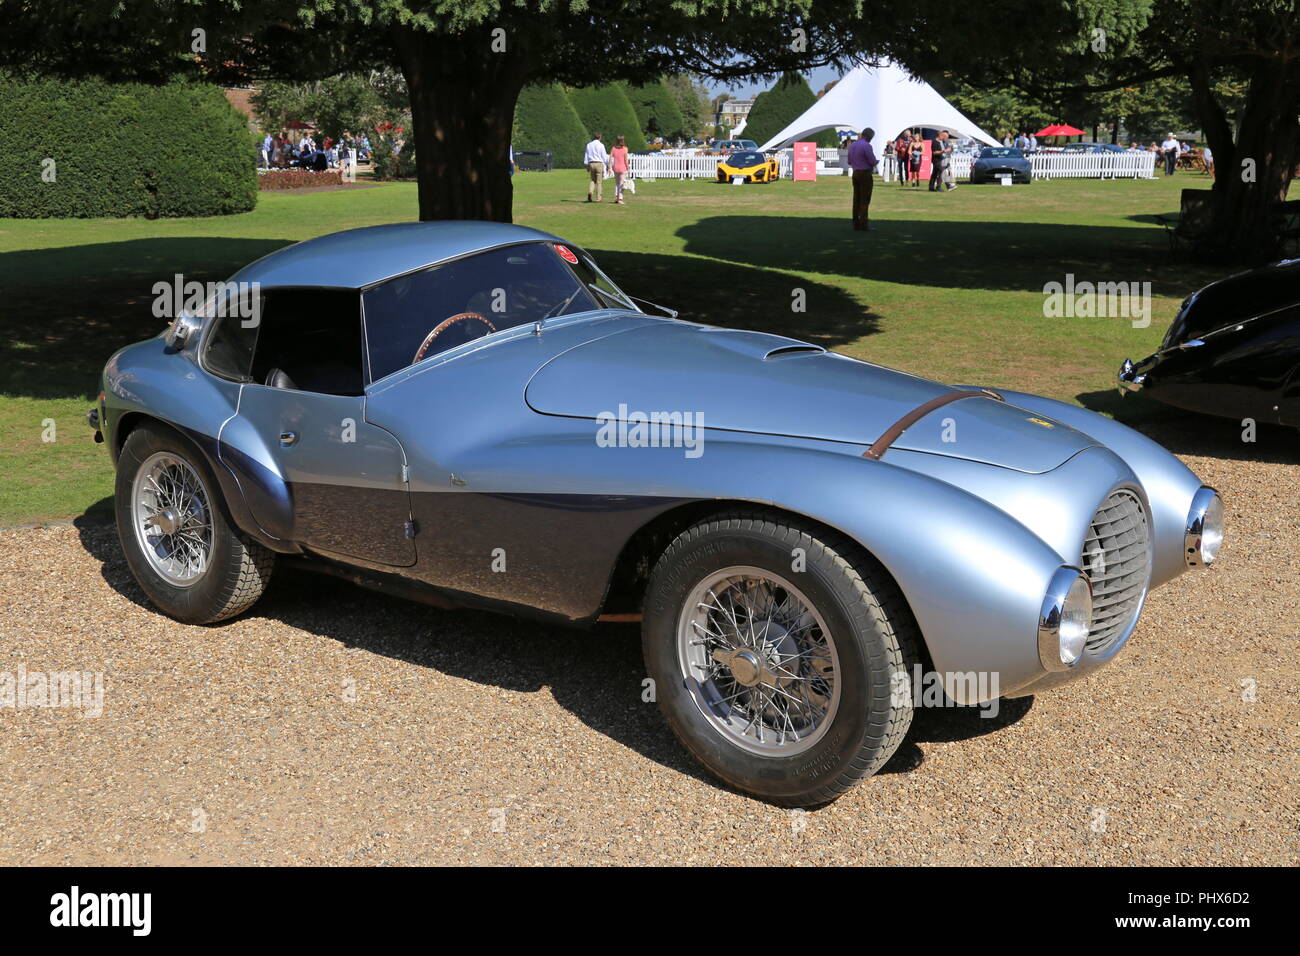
[847,127,879,231]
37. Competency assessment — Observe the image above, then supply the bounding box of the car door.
[215,286,416,567]
[232,385,416,566]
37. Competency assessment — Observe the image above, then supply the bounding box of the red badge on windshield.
[554,244,579,264]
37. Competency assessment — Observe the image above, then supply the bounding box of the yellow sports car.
[715,149,781,183]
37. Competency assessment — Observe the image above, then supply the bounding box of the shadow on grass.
[586,248,881,346]
[0,237,293,400]
[2,240,878,401]
[73,504,1025,804]
[676,215,1227,296]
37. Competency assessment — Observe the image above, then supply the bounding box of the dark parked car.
[969,146,1032,184]
[1119,258,1300,427]
[1062,142,1126,154]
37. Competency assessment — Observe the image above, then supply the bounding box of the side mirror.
[164,312,203,351]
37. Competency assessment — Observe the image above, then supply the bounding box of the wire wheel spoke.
[678,565,840,757]
[132,452,214,587]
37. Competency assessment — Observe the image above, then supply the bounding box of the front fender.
[434,430,1070,702]
[995,390,1203,588]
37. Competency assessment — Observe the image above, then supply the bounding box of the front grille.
[1080,490,1149,653]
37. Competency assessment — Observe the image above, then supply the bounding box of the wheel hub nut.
[151,508,180,535]
[727,649,763,687]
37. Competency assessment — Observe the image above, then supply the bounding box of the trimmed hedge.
[514,83,589,168]
[742,72,839,149]
[0,75,257,218]
[624,79,687,142]
[567,84,646,153]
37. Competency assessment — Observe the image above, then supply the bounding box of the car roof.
[230,221,564,290]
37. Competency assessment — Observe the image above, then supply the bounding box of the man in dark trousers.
[847,127,879,231]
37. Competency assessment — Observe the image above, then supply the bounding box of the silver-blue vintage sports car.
[90,222,1223,806]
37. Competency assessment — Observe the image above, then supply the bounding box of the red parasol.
[1035,124,1085,137]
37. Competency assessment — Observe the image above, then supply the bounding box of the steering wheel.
[412,312,497,364]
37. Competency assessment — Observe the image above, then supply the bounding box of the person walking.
[584,132,609,202]
[610,135,630,204]
[847,127,879,231]
[1160,133,1179,176]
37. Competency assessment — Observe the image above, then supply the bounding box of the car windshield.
[980,147,1024,159]
[362,241,633,381]
[727,151,765,166]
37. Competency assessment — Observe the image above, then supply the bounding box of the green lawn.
[0,170,1220,526]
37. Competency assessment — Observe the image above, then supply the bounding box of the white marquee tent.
[757,60,1000,152]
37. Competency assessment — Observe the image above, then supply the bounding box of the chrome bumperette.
[1081,490,1150,655]
[1117,357,1146,394]
[1184,486,1224,568]
[1037,566,1092,672]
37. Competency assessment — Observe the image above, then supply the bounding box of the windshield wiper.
[586,283,631,310]
[537,286,585,332]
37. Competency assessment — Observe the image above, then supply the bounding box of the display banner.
[793,141,817,181]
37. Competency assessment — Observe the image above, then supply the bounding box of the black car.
[1118,258,1300,427]
[969,146,1032,184]
[1062,142,1126,154]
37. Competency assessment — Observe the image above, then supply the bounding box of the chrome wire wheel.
[677,566,840,757]
[130,451,214,587]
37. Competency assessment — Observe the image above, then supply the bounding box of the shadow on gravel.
[1077,390,1300,464]
[73,516,1036,804]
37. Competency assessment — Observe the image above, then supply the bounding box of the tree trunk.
[392,25,530,222]
[1190,56,1300,263]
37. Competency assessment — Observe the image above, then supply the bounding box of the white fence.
[628,147,845,180]
[629,147,1156,182]
[628,153,721,179]
[1030,151,1156,179]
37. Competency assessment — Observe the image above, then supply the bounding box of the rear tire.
[642,511,920,806]
[115,422,273,624]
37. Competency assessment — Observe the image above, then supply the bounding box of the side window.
[203,309,259,382]
[245,289,365,395]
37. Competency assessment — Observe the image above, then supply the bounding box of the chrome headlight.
[1038,567,1092,671]
[1185,487,1223,568]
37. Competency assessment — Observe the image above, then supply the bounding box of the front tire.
[642,512,920,806]
[115,422,274,624]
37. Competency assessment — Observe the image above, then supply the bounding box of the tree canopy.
[0,0,1294,254]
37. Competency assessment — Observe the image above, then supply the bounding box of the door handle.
[279,431,298,447]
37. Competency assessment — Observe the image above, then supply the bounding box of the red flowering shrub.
[258,169,344,190]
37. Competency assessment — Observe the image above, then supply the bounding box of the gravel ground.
[1,424,1296,865]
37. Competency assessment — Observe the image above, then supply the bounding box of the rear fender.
[102,338,297,553]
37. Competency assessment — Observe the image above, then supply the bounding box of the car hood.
[525,322,1097,473]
